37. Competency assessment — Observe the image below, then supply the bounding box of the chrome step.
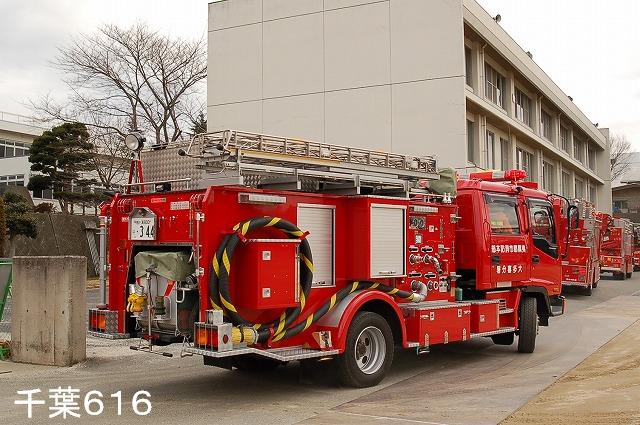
[499,308,515,314]
[471,327,516,338]
[184,345,339,361]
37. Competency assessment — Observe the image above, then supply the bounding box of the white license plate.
[130,217,156,240]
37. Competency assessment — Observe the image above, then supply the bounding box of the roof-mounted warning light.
[469,169,527,182]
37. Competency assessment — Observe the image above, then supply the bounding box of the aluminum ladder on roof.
[179,129,440,196]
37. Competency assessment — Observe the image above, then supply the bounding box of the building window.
[587,145,596,171]
[485,130,496,169]
[0,174,25,187]
[561,171,572,198]
[514,89,532,127]
[485,63,505,109]
[575,177,584,200]
[574,138,585,163]
[500,138,510,170]
[588,184,596,203]
[560,126,570,152]
[465,46,472,87]
[467,120,475,164]
[542,161,555,192]
[613,200,628,214]
[516,147,533,176]
[0,140,29,158]
[541,110,552,140]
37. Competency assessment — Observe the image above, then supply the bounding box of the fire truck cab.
[89,131,566,387]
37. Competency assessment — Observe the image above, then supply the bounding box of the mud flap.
[549,295,565,317]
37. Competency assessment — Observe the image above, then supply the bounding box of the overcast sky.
[1,0,638,149]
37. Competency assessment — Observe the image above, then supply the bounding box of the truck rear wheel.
[615,271,626,280]
[337,311,394,388]
[517,297,537,353]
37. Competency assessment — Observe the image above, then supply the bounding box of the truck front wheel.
[517,297,537,353]
[337,311,394,388]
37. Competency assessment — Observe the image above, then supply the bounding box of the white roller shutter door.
[297,205,335,287]
[370,205,406,278]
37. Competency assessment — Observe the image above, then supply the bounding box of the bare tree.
[32,23,207,147]
[610,133,632,181]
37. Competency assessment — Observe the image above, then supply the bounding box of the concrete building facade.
[207,0,612,212]
[0,112,48,199]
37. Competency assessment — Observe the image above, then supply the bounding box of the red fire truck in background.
[89,130,567,387]
[599,214,634,280]
[561,200,602,295]
[633,223,640,272]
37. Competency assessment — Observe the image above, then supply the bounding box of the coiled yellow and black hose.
[209,216,419,344]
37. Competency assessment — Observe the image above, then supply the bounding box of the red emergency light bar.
[469,169,527,182]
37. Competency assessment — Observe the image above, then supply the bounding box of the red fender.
[316,290,408,352]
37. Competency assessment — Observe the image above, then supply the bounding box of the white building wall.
[208,0,468,169]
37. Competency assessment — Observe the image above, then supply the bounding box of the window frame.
[485,193,522,235]
[485,63,506,109]
[528,199,558,258]
[514,88,532,127]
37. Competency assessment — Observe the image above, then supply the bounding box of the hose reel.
[210,216,424,345]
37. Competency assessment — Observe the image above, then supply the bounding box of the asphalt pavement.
[1,273,639,425]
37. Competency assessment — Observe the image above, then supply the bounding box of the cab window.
[485,195,520,235]
[529,201,557,257]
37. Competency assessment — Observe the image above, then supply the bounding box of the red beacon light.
[469,169,527,182]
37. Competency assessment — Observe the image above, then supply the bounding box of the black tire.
[615,272,625,280]
[634,265,640,272]
[232,354,283,372]
[491,332,515,345]
[337,311,394,388]
[517,297,537,353]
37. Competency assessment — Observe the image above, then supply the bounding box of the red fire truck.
[89,130,567,387]
[633,223,640,272]
[561,200,602,295]
[599,214,634,280]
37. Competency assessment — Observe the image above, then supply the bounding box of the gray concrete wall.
[208,0,468,169]
[10,256,86,366]
[10,213,99,276]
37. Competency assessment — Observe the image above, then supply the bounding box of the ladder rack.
[143,130,440,196]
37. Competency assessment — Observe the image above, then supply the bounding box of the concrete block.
[390,0,464,83]
[10,256,86,366]
[263,13,324,98]
[208,101,262,133]
[324,2,391,91]
[263,93,325,142]
[391,78,467,168]
[325,85,391,150]
[324,0,383,10]
[263,0,323,21]
[209,0,262,31]
[208,24,262,106]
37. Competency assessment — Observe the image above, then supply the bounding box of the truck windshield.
[486,195,520,235]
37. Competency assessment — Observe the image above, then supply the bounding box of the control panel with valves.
[406,201,459,302]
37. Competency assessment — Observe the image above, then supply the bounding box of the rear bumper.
[562,281,589,288]
[549,295,565,317]
[601,267,624,273]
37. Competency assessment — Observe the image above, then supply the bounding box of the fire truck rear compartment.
[127,247,199,343]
